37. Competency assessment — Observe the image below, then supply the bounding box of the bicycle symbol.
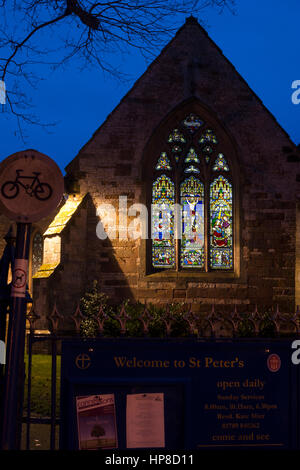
[12,269,26,288]
[1,169,52,201]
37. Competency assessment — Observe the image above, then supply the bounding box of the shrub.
[80,280,114,338]
[80,283,280,338]
[79,282,190,338]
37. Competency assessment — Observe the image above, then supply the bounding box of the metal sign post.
[0,149,64,449]
[0,227,15,443]
[1,223,31,449]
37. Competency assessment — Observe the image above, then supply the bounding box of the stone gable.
[32,17,300,329]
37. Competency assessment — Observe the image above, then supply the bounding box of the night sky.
[1,0,299,173]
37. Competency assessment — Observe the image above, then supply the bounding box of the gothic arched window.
[148,107,236,273]
[32,231,43,276]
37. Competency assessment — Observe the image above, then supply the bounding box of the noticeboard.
[60,338,299,450]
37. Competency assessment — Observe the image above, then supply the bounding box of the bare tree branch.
[0,0,235,138]
[1,11,70,82]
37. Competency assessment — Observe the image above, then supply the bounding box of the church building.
[4,17,299,329]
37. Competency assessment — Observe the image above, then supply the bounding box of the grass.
[24,354,61,417]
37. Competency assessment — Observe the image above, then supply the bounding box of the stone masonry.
[31,17,300,329]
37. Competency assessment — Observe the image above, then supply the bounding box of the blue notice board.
[60,338,299,450]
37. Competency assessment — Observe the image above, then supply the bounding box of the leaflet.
[76,394,118,450]
[126,393,165,448]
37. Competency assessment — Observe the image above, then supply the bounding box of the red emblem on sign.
[267,353,281,372]
[12,268,26,289]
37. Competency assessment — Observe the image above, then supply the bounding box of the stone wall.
[32,18,300,327]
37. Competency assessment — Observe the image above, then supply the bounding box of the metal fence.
[32,301,300,337]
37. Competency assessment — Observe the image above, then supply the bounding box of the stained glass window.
[155,152,172,170]
[184,148,199,163]
[180,177,204,268]
[213,154,229,172]
[183,114,203,133]
[199,129,218,145]
[202,145,213,154]
[171,145,182,154]
[151,113,235,272]
[32,232,43,275]
[210,176,233,269]
[168,129,186,143]
[184,165,200,174]
[152,175,175,268]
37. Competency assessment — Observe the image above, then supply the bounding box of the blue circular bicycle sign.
[0,149,64,222]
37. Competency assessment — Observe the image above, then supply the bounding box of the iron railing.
[29,302,300,337]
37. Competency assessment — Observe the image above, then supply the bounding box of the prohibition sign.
[12,268,26,289]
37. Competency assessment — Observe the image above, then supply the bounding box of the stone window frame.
[141,98,241,280]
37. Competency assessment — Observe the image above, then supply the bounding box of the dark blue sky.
[1,0,299,173]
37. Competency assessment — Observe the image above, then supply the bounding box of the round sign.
[0,149,64,222]
[267,353,281,372]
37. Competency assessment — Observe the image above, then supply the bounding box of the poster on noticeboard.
[76,394,118,450]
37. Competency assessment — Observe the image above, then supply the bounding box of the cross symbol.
[75,353,91,370]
